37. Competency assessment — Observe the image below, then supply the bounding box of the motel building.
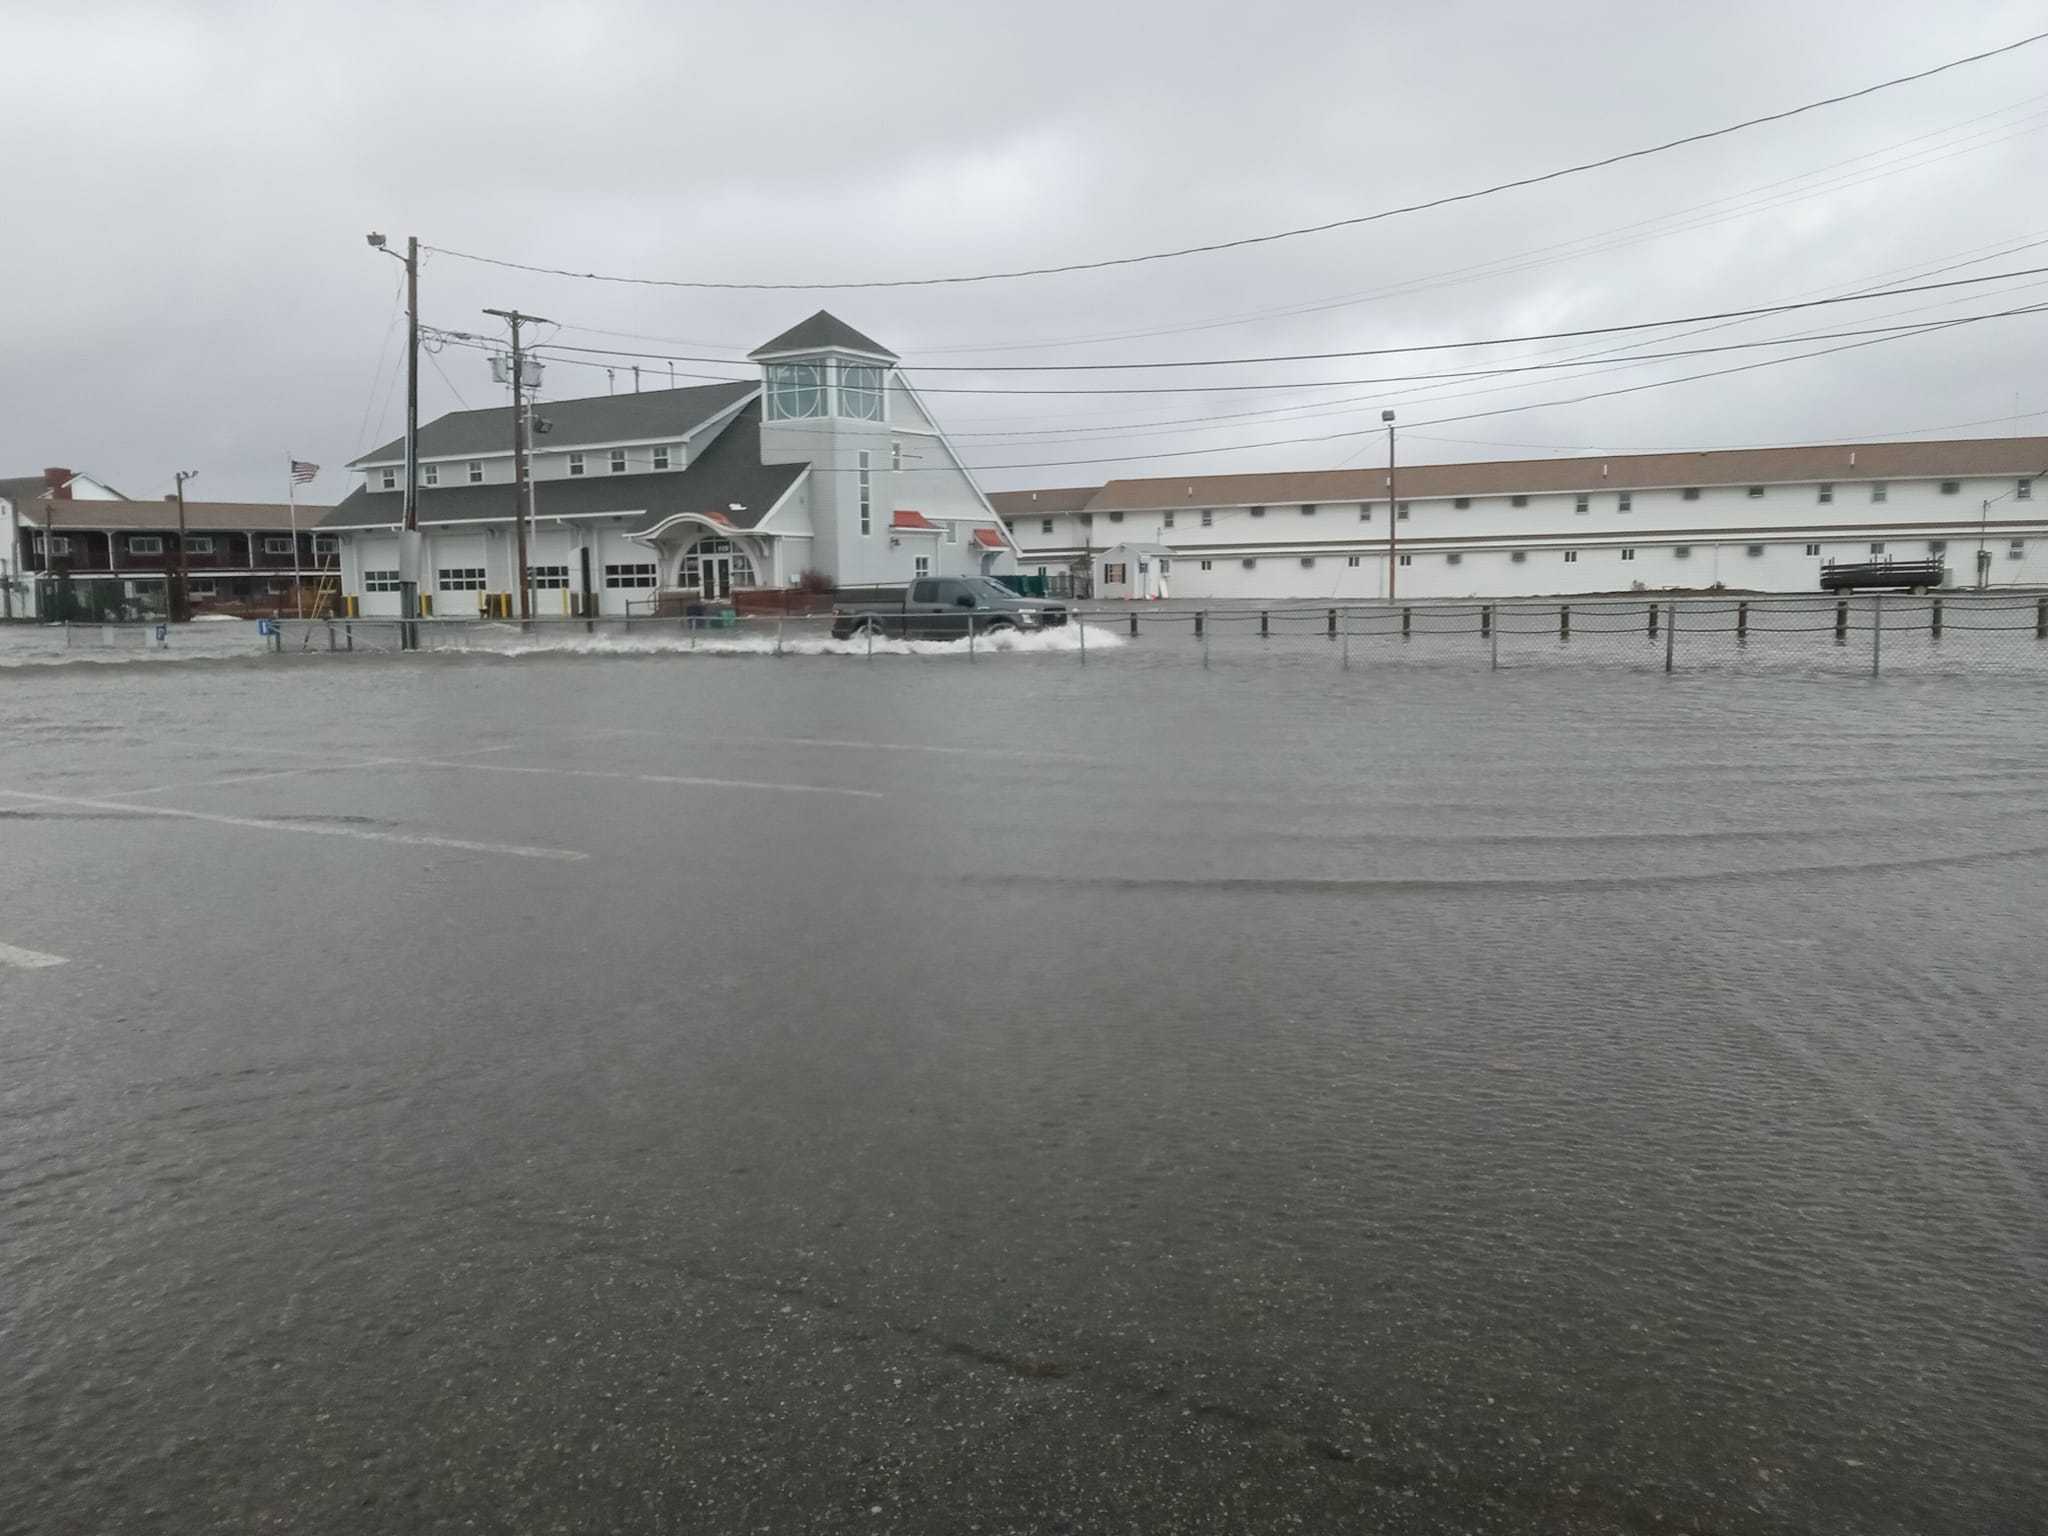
[990,437,2048,601]
[322,313,1018,617]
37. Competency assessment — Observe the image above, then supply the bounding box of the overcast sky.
[9,0,2047,504]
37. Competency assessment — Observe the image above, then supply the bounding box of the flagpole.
[288,455,302,619]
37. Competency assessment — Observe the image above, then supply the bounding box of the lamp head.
[366,232,387,249]
[1381,410,1396,423]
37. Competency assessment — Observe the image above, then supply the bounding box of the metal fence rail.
[15,594,2048,677]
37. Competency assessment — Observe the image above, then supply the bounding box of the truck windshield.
[970,579,1018,601]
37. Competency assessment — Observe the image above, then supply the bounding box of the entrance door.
[702,556,730,600]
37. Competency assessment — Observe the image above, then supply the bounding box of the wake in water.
[429,623,1131,660]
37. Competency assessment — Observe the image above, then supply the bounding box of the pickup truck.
[831,577,1069,640]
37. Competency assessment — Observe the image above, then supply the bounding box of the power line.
[448,265,2048,385]
[419,31,2048,291]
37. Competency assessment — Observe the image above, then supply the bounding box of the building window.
[1040,518,1053,534]
[602,562,658,589]
[1940,480,1960,495]
[765,361,826,419]
[188,580,216,598]
[1872,482,1888,502]
[529,565,570,590]
[380,468,396,491]
[313,535,338,555]
[1453,497,1470,509]
[1158,559,1170,574]
[1397,553,1413,566]
[1681,487,1700,501]
[263,536,294,555]
[2019,478,2034,501]
[1396,502,1410,520]
[1299,556,1316,568]
[423,463,439,486]
[610,449,627,474]
[1359,504,1373,520]
[469,460,484,483]
[2009,539,2026,559]
[1870,542,1886,555]
[1674,546,1692,559]
[914,555,931,578]
[1817,483,1833,504]
[1199,559,1213,571]
[1562,550,1578,563]
[1108,510,1124,523]
[1510,495,1528,508]
[1617,492,1632,512]
[1200,508,1214,526]
[858,450,872,536]
[1162,510,1175,528]
[185,535,215,554]
[1805,543,1821,556]
[1240,558,1257,569]
[1574,493,1590,514]
[128,534,164,554]
[1300,503,1317,516]
[945,522,958,543]
[1746,545,1764,557]
[1346,554,1361,567]
[653,446,671,471]
[891,441,901,471]
[839,363,885,420]
[1620,548,1636,561]
[1446,552,1462,565]
[1928,540,1947,554]
[437,566,488,590]
[1508,550,1525,564]
[362,569,402,592]
[568,452,585,476]
[1249,505,1265,518]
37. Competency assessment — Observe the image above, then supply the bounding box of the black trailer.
[1818,557,1946,593]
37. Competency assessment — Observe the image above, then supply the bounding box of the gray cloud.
[7,0,2045,503]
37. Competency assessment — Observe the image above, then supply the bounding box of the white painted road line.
[0,941,69,971]
[118,743,525,799]
[595,726,1090,762]
[0,788,589,863]
[406,759,887,800]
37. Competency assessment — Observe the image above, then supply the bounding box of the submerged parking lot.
[4,648,2047,1533]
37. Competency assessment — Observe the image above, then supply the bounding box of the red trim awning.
[892,509,938,531]
[971,527,1006,548]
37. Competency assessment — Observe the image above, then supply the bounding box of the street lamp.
[1383,410,1399,602]
[172,470,198,622]
[367,231,420,643]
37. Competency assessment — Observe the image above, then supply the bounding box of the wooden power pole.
[485,307,549,621]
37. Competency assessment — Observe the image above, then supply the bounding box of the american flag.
[290,460,319,485]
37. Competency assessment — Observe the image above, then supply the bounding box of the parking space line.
[0,941,69,971]
[0,787,589,862]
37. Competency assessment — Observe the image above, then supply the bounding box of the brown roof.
[987,485,1102,516]
[891,508,938,531]
[1048,436,2048,514]
[14,498,328,532]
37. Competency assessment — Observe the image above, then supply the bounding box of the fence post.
[1078,612,1086,666]
[968,613,976,662]
[327,623,336,653]
[1664,601,1677,673]
[1129,612,1138,639]
[1480,604,1492,639]
[1202,613,1210,670]
[1490,607,1500,671]
[1260,609,1270,639]
[1193,609,1204,639]
[1834,599,1849,644]
[1647,602,1658,639]
[1559,603,1571,642]
[1930,597,1943,640]
[2036,596,2047,641]
[776,615,785,657]
[1342,618,1350,671]
[1736,601,1748,642]
[1327,607,1337,640]
[1401,607,1412,640]
[866,616,873,659]
[345,622,354,652]
[1871,591,1882,677]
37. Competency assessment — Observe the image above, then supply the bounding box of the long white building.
[990,438,2047,600]
[322,313,1016,616]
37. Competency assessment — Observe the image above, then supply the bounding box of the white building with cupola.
[322,312,1018,617]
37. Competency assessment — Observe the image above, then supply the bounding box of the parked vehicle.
[1818,557,1947,592]
[831,577,1068,640]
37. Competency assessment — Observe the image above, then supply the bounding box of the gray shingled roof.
[349,380,756,468]
[0,476,51,507]
[323,400,804,533]
[747,311,897,362]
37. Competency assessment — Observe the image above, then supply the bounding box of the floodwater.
[2,643,2045,1533]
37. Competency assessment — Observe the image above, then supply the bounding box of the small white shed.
[1095,542,1175,600]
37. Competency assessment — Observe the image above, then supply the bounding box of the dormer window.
[766,362,827,420]
[839,364,885,421]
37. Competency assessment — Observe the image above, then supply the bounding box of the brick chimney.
[43,467,74,500]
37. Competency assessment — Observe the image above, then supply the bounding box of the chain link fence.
[13,594,2048,677]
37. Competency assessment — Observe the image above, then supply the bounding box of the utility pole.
[1383,409,1399,603]
[485,307,550,621]
[172,470,197,622]
[366,233,421,644]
